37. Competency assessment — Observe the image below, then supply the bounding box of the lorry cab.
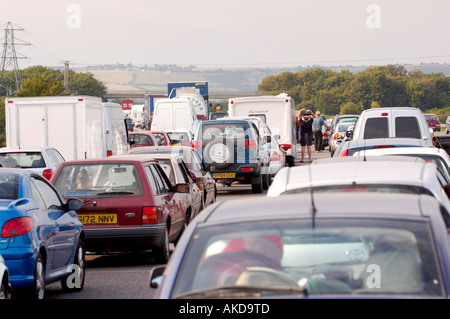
[151,98,201,138]
[102,102,130,157]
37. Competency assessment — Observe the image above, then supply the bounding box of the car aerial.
[0,254,11,299]
[150,192,450,298]
[129,131,158,148]
[50,155,189,263]
[267,157,450,211]
[0,146,65,180]
[0,169,85,299]
[192,119,270,193]
[166,129,193,147]
[351,146,450,184]
[128,145,217,207]
[424,113,441,132]
[135,152,203,222]
[150,131,172,146]
[446,116,450,134]
[329,118,358,156]
[333,137,431,157]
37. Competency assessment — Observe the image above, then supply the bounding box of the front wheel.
[61,240,85,292]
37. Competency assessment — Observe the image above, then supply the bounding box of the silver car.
[267,157,450,212]
[150,192,450,298]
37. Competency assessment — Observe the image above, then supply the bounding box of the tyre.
[251,175,263,193]
[153,227,170,264]
[61,240,85,292]
[28,253,45,299]
[203,139,234,169]
[262,174,270,190]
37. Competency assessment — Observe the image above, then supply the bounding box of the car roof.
[0,146,54,152]
[342,137,430,148]
[202,119,251,125]
[197,192,437,226]
[267,160,439,195]
[128,145,192,154]
[352,146,450,159]
[60,155,159,165]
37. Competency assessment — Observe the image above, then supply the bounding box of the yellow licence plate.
[79,214,117,224]
[213,173,235,179]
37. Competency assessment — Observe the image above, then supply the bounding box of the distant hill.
[73,63,450,96]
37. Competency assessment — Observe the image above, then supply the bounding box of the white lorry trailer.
[5,96,129,161]
[228,93,297,166]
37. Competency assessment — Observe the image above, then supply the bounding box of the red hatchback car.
[50,155,189,263]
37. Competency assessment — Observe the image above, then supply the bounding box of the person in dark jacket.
[298,108,315,162]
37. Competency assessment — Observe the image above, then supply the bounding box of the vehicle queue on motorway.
[0,93,450,299]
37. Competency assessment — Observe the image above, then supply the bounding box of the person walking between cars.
[298,108,315,163]
[312,111,330,153]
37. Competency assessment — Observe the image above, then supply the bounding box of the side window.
[144,166,159,195]
[364,118,388,139]
[395,117,421,139]
[190,150,203,172]
[31,177,63,210]
[30,181,46,210]
[154,164,173,193]
[149,164,166,194]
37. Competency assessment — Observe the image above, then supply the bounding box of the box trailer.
[5,96,129,161]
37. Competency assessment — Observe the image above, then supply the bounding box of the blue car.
[0,169,85,299]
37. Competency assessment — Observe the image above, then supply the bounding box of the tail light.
[1,217,34,238]
[270,151,281,162]
[245,140,256,149]
[42,169,53,180]
[192,141,202,150]
[338,149,348,157]
[334,133,339,140]
[323,131,328,137]
[142,207,158,225]
[373,145,395,149]
[107,150,112,157]
[279,144,291,149]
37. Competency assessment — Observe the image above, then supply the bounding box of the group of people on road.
[296,108,330,163]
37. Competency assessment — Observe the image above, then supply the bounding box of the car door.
[31,176,77,271]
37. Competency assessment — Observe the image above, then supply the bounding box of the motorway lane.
[45,143,331,299]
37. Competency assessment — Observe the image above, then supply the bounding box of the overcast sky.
[2,0,450,69]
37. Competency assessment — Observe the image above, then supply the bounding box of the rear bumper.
[84,224,167,253]
[2,248,37,288]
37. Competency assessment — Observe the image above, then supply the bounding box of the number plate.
[79,214,117,224]
[213,173,235,179]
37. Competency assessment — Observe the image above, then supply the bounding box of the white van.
[228,93,297,166]
[151,98,200,137]
[102,102,130,157]
[351,107,433,146]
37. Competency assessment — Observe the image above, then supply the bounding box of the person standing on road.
[298,108,315,162]
[312,111,330,153]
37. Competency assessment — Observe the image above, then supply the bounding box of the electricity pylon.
[0,21,29,96]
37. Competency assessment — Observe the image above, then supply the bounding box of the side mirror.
[274,135,281,140]
[67,198,82,211]
[149,265,166,289]
[263,135,271,144]
[175,183,190,193]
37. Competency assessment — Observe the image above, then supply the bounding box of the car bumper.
[83,224,167,253]
[1,248,37,287]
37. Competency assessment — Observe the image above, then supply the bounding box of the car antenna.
[308,164,317,229]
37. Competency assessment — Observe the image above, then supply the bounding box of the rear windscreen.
[364,118,388,139]
[395,117,421,139]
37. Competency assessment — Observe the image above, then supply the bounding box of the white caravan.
[5,96,129,161]
[228,93,297,166]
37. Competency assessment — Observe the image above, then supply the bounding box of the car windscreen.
[53,163,143,197]
[171,218,443,298]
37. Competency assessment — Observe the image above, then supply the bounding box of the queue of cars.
[151,106,450,299]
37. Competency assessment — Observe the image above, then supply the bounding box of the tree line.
[256,65,450,117]
[0,65,107,146]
